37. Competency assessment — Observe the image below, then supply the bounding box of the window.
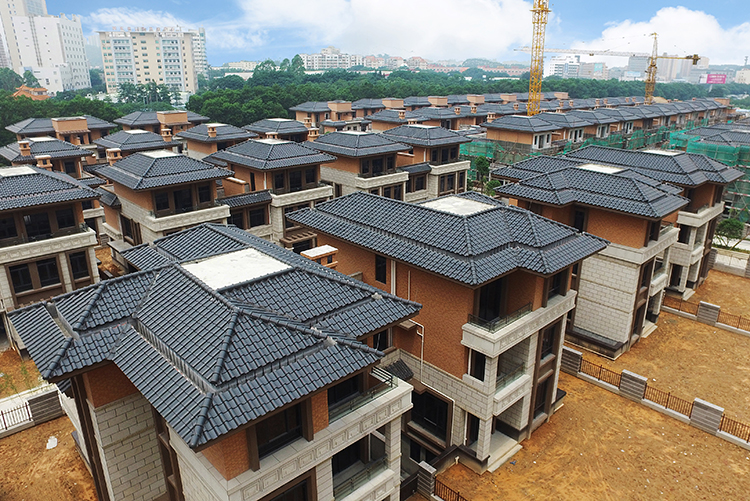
[249,172,256,191]
[678,225,690,244]
[121,216,133,239]
[360,159,370,176]
[375,255,387,283]
[372,157,383,176]
[409,439,436,464]
[477,277,505,322]
[9,264,32,293]
[268,479,309,501]
[154,192,170,212]
[572,209,586,232]
[647,220,661,244]
[305,168,316,184]
[229,211,244,229]
[547,270,564,300]
[274,172,285,191]
[334,184,342,198]
[373,330,391,351]
[328,376,360,408]
[173,188,192,213]
[540,324,556,359]
[249,207,267,227]
[0,217,17,239]
[439,174,455,194]
[411,391,449,440]
[56,208,76,229]
[534,378,550,418]
[63,160,77,176]
[69,252,89,279]
[469,349,486,381]
[431,149,438,163]
[256,405,302,458]
[289,170,302,192]
[36,258,60,287]
[197,184,211,204]
[458,171,465,191]
[332,442,361,476]
[24,213,51,240]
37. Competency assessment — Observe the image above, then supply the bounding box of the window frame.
[375,255,387,284]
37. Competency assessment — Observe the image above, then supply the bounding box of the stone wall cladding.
[89,393,165,501]
[696,302,720,326]
[690,398,724,435]
[561,346,582,375]
[619,370,648,401]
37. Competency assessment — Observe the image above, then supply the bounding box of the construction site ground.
[416,373,750,501]
[0,415,97,501]
[0,349,42,399]
[95,246,123,278]
[571,270,750,422]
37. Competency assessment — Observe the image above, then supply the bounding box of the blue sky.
[54,0,750,65]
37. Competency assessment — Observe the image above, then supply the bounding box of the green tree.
[474,156,491,188]
[118,82,140,103]
[279,58,290,72]
[89,69,105,92]
[715,215,746,249]
[0,68,22,91]
[290,55,305,77]
[484,179,502,197]
[22,70,40,88]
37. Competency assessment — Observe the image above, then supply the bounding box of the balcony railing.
[270,182,329,196]
[683,203,710,214]
[333,456,388,499]
[467,302,532,333]
[496,363,525,391]
[659,223,675,238]
[0,223,89,248]
[358,168,398,179]
[150,201,219,218]
[328,367,396,422]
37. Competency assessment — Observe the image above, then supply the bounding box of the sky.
[55,0,750,66]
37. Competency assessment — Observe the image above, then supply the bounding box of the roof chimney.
[266,131,279,140]
[594,98,600,108]
[487,112,496,121]
[569,100,574,107]
[398,110,406,120]
[454,107,461,115]
[161,128,172,142]
[307,128,319,139]
[36,155,52,170]
[106,148,122,165]
[407,118,418,125]
[470,105,477,114]
[300,245,338,270]
[513,102,519,111]
[303,117,313,128]
[70,135,81,146]
[18,140,31,157]
[207,125,217,138]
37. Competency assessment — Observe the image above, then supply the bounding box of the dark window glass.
[393,184,402,200]
[548,271,564,300]
[431,149,438,163]
[274,172,285,191]
[373,330,390,351]
[0,217,17,239]
[24,213,51,240]
[56,208,76,229]
[450,147,458,160]
[268,479,308,501]
[411,391,449,440]
[173,188,193,213]
[572,209,586,232]
[197,184,211,204]
[249,207,267,227]
[478,277,504,322]
[383,186,391,199]
[386,156,394,171]
[121,216,133,239]
[375,255,387,283]
[81,200,93,210]
[372,157,383,176]
[289,170,302,192]
[217,142,227,151]
[441,148,449,163]
[229,211,244,229]
[458,171,465,190]
[332,442,361,476]
[469,350,486,381]
[328,376,360,408]
[256,405,302,458]
[541,325,555,359]
[63,161,77,176]
[466,414,480,445]
[415,175,425,191]
[361,159,370,175]
[9,264,32,293]
[678,225,690,244]
[535,379,550,418]
[334,184,342,197]
[36,258,60,287]
[249,172,256,191]
[155,193,170,212]
[69,252,89,279]
[406,178,412,193]
[305,168,316,184]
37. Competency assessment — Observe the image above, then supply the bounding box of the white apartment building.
[544,55,580,79]
[0,0,47,69]
[99,27,208,94]
[299,46,364,70]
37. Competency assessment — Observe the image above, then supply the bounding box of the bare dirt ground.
[688,270,750,314]
[95,247,123,278]
[418,373,750,501]
[0,349,42,399]
[0,416,97,501]
[572,311,750,421]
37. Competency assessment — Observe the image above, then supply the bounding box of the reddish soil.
[0,416,97,501]
[0,349,42,399]
[689,270,750,314]
[95,247,123,278]
[422,373,750,501]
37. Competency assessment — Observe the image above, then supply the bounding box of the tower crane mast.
[527,0,550,116]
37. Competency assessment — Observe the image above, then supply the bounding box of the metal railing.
[270,182,330,196]
[659,223,675,238]
[580,359,622,387]
[0,223,89,248]
[467,302,532,333]
[328,367,396,422]
[358,168,399,179]
[720,415,750,442]
[0,401,32,431]
[717,311,750,332]
[434,479,469,501]
[662,295,699,316]
[333,456,388,499]
[496,363,525,391]
[150,201,220,218]
[644,386,694,416]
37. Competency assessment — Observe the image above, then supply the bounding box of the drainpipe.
[412,320,425,382]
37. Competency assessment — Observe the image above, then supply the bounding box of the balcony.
[467,303,532,333]
[329,367,396,422]
[333,456,388,500]
[0,223,90,249]
[143,204,230,233]
[496,363,525,392]
[0,226,97,265]
[354,170,408,191]
[271,183,332,207]
[677,202,723,228]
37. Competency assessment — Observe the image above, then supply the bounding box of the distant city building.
[99,26,208,94]
[545,55,580,79]
[627,56,649,78]
[578,62,609,80]
[223,60,257,71]
[84,33,103,69]
[0,0,90,93]
[299,46,364,70]
[736,69,750,84]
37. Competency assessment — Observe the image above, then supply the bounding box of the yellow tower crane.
[644,33,700,104]
[527,0,550,116]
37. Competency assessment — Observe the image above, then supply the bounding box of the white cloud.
[567,7,750,66]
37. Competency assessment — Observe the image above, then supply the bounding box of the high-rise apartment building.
[99,27,208,94]
[1,0,90,92]
[545,55,580,79]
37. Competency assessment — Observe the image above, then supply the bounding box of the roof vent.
[324,336,337,347]
[371,292,383,300]
[161,128,173,142]
[487,112,496,121]
[106,148,122,165]
[513,103,519,111]
[454,107,461,115]
[207,125,217,138]
[407,118,418,125]
[36,155,52,170]
[266,131,279,140]
[398,110,406,120]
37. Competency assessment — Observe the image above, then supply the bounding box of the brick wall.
[201,431,250,480]
[311,391,329,434]
[89,392,165,500]
[587,209,648,249]
[84,363,139,408]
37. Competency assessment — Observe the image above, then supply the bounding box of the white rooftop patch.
[28,137,57,142]
[339,131,369,135]
[301,244,337,259]
[0,166,36,177]
[643,149,683,156]
[407,124,437,129]
[256,138,291,145]
[142,150,179,158]
[205,122,225,127]
[182,248,291,290]
[267,118,294,122]
[576,163,624,174]
[124,129,150,134]
[422,195,495,216]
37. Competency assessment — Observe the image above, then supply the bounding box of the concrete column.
[619,370,648,401]
[88,246,101,283]
[58,251,73,293]
[690,398,724,435]
[315,459,334,501]
[474,417,494,462]
[707,248,717,270]
[450,407,466,447]
[696,302,720,326]
[416,461,436,498]
[384,417,401,472]
[744,257,750,279]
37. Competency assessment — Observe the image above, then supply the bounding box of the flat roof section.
[575,163,624,174]
[0,166,37,177]
[182,247,291,290]
[421,195,496,216]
